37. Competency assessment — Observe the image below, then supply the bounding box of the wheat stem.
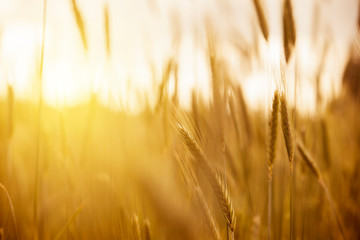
[104,4,110,57]
[175,151,221,240]
[296,140,347,240]
[0,182,18,240]
[54,204,83,240]
[132,214,142,240]
[144,219,152,240]
[33,0,47,238]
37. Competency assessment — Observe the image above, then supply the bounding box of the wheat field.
[0,0,360,239]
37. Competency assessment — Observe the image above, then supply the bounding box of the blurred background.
[0,0,359,112]
[1,0,360,239]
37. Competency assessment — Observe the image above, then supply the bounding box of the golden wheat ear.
[71,0,88,51]
[176,123,236,234]
[268,90,280,180]
[296,140,321,180]
[253,0,269,41]
[280,93,294,169]
[279,92,295,239]
[267,90,280,240]
[283,0,296,62]
[104,4,111,57]
[175,149,221,240]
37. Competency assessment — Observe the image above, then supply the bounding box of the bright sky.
[0,0,359,113]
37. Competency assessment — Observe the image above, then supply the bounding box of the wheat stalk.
[104,4,111,57]
[280,94,294,167]
[132,214,142,240]
[296,140,321,180]
[0,182,18,240]
[5,84,14,178]
[267,90,280,240]
[172,62,179,106]
[253,0,269,41]
[33,0,47,238]
[296,140,347,240]
[191,91,203,141]
[320,118,331,168]
[157,59,173,107]
[138,174,196,239]
[229,94,241,142]
[175,151,221,240]
[237,86,252,144]
[252,215,261,240]
[7,85,14,140]
[144,219,151,240]
[283,0,296,62]
[71,0,87,51]
[176,123,236,234]
[54,204,83,240]
[268,90,280,180]
[194,186,221,240]
[279,93,295,240]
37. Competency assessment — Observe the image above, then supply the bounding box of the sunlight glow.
[0,23,40,98]
[0,0,358,114]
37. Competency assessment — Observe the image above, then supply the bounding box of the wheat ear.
[71,0,87,51]
[177,123,236,233]
[280,94,294,167]
[267,90,280,240]
[283,0,296,62]
[268,90,280,180]
[253,0,269,41]
[104,4,111,57]
[175,150,221,240]
[279,93,294,240]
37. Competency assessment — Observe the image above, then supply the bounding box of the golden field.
[0,0,360,239]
